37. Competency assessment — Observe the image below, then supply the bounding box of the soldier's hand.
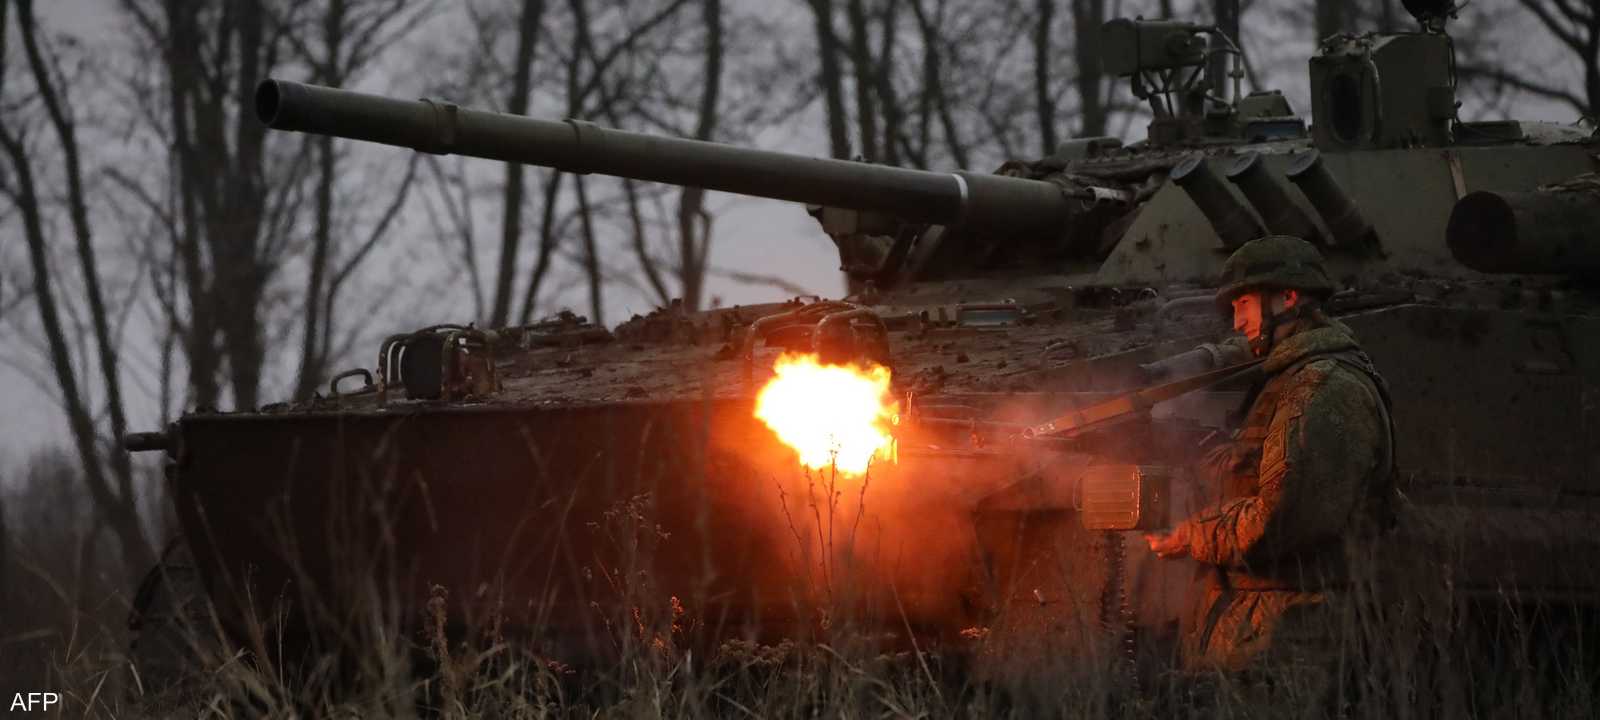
[1144,525,1190,559]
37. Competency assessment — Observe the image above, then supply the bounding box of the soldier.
[1142,235,1396,680]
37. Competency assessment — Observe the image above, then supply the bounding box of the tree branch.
[1457,63,1588,117]
[708,267,818,297]
[16,0,137,499]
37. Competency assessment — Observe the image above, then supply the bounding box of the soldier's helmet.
[1214,234,1335,312]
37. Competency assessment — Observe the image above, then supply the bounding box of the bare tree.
[1462,1,1600,119]
[581,0,800,311]
[809,0,856,158]
[907,0,971,167]
[573,175,604,322]
[0,0,153,577]
[1034,0,1059,153]
[845,0,880,161]
[116,0,291,410]
[675,0,723,311]
[1071,0,1109,136]
[111,0,430,407]
[873,0,905,165]
[802,0,911,166]
[792,0,1157,181]
[431,0,699,325]
[515,169,569,324]
[563,0,608,324]
[489,0,549,328]
[419,154,488,318]
[286,0,431,400]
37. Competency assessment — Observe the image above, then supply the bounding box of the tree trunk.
[295,131,337,400]
[1071,0,1106,137]
[159,0,221,409]
[216,0,270,411]
[491,0,547,328]
[1586,58,1600,120]
[875,0,903,166]
[1034,0,1057,153]
[324,153,422,364]
[518,170,566,324]
[1515,0,1600,119]
[292,0,347,401]
[574,176,604,324]
[0,115,154,580]
[907,0,934,167]
[810,0,853,158]
[295,0,434,392]
[908,0,969,167]
[677,0,722,310]
[1580,24,1593,119]
[15,0,136,496]
[621,180,671,305]
[846,0,879,161]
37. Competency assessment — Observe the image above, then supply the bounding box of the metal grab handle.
[330,368,377,398]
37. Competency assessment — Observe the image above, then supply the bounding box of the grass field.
[5,453,1599,718]
[27,587,1600,719]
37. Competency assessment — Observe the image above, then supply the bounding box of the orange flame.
[754,353,898,476]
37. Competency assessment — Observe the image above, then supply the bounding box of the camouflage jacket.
[1177,317,1395,670]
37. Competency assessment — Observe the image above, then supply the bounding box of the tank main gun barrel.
[255,79,1074,236]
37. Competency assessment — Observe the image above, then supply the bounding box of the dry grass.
[0,450,153,717]
[4,452,1598,718]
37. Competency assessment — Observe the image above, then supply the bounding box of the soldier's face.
[1232,290,1300,345]
[1231,293,1266,342]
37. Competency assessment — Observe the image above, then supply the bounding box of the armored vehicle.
[127,0,1600,689]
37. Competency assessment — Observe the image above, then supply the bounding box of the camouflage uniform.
[1175,236,1396,674]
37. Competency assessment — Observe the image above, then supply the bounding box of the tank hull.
[170,398,1039,662]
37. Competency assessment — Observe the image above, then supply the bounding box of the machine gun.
[899,357,1263,532]
[1017,357,1264,531]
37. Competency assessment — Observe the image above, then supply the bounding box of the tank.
[126,3,1600,690]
